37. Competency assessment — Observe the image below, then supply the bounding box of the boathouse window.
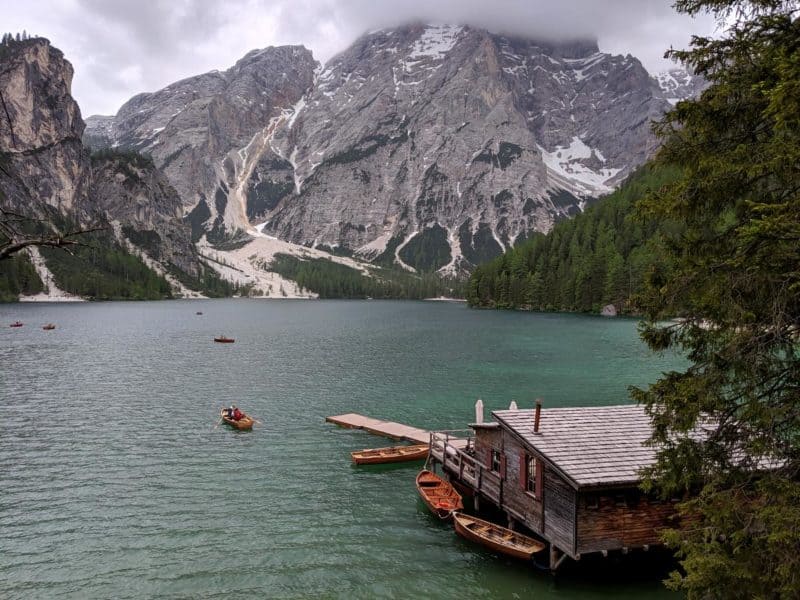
[491,449,501,473]
[585,494,599,509]
[520,454,543,499]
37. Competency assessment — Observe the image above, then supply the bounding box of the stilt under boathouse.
[428,402,682,572]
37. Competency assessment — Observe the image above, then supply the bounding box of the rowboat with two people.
[220,406,255,430]
[42,323,56,330]
[453,512,546,560]
[351,444,429,465]
[9,321,23,328]
[214,335,235,343]
[415,469,463,520]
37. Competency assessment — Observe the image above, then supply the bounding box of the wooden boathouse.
[429,403,681,570]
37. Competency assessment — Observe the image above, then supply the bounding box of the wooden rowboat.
[214,336,235,343]
[453,512,546,560]
[416,469,463,520]
[351,444,429,465]
[220,409,254,430]
[42,323,56,330]
[9,321,23,328]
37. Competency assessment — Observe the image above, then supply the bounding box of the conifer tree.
[632,1,800,597]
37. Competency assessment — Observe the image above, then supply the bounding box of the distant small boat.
[351,444,429,465]
[196,311,203,315]
[214,336,235,343]
[220,408,254,430]
[9,321,23,328]
[416,469,463,520]
[42,324,56,330]
[453,512,546,560]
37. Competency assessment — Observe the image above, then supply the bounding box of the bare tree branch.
[0,208,105,260]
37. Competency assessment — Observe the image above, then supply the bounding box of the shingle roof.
[492,405,656,489]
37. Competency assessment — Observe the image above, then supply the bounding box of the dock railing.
[429,430,501,504]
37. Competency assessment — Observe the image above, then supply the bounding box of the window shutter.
[519,453,527,490]
[535,458,543,498]
[500,453,507,479]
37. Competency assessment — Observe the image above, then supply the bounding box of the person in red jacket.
[232,407,243,421]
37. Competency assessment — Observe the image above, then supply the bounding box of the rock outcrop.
[85,46,318,242]
[90,151,199,276]
[0,38,92,219]
[0,37,203,291]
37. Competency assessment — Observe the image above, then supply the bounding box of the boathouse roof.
[492,404,656,489]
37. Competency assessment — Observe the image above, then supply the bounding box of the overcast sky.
[2,0,717,117]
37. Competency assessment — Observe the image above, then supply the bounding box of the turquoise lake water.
[0,300,683,599]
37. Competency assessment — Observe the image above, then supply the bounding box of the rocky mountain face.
[86,25,683,275]
[90,151,199,276]
[0,38,92,219]
[86,46,317,242]
[263,26,671,273]
[0,38,202,289]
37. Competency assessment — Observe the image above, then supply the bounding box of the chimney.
[534,399,542,433]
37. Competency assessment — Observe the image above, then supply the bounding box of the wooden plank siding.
[543,468,576,555]
[576,492,679,554]
[430,405,684,560]
[491,432,545,537]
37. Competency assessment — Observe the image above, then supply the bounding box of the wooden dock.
[326,413,468,448]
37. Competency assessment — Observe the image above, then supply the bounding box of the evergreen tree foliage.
[631,2,800,597]
[270,254,463,299]
[466,165,681,312]
[40,230,173,300]
[0,252,43,301]
[166,261,242,299]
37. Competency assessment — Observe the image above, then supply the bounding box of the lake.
[0,300,682,599]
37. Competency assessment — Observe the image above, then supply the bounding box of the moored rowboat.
[416,469,463,520]
[351,444,429,465]
[214,336,235,343]
[220,409,254,430]
[453,512,546,560]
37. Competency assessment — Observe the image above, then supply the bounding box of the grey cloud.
[1,0,715,116]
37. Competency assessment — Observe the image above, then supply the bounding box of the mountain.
[86,24,676,275]
[466,163,680,312]
[653,67,707,104]
[0,37,92,220]
[86,46,318,243]
[0,36,216,300]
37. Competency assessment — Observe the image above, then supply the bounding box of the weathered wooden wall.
[575,491,679,554]
[543,468,576,554]
[473,424,682,559]
[474,428,578,555]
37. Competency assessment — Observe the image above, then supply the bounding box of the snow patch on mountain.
[409,25,463,60]
[539,136,621,196]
